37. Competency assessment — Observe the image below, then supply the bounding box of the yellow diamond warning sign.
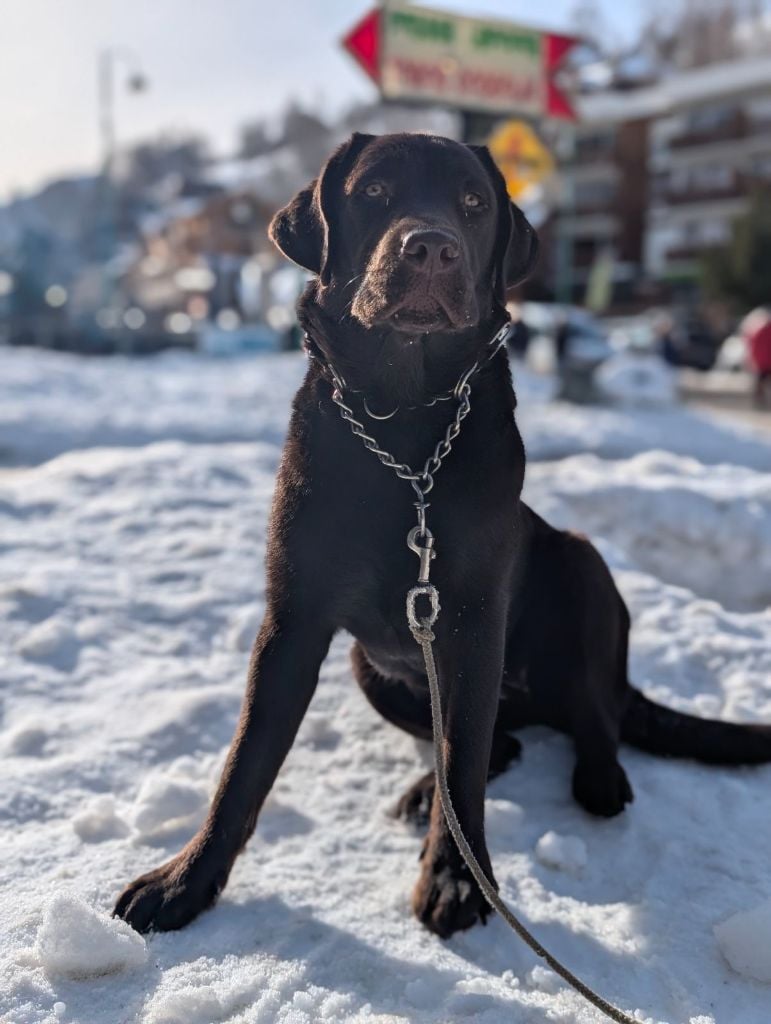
[487,120,554,200]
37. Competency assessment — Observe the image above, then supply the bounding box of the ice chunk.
[72,796,130,842]
[5,720,49,756]
[714,901,771,983]
[527,965,561,993]
[16,617,77,665]
[35,893,147,978]
[143,987,225,1024]
[132,774,208,839]
[535,831,588,873]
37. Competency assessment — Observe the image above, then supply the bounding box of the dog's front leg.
[412,598,506,938]
[115,607,332,933]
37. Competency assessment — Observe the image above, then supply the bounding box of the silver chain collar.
[311,318,510,617]
[318,319,511,506]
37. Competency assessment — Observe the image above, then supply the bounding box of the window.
[574,179,616,208]
[685,104,739,134]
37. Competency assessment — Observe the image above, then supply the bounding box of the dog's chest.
[325,475,518,651]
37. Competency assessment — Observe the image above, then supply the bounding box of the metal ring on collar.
[363,398,400,421]
[453,363,478,399]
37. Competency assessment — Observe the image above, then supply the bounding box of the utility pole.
[98,49,148,177]
[97,48,148,258]
[96,49,148,344]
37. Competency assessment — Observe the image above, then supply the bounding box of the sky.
[0,0,641,201]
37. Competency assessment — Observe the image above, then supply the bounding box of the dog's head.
[270,132,538,337]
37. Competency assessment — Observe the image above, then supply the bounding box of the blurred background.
[1,0,770,421]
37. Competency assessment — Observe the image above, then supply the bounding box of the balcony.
[669,112,748,150]
[665,179,745,205]
[572,198,617,216]
[663,247,701,266]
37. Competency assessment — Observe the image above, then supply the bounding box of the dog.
[115,132,771,939]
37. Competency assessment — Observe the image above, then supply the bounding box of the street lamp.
[98,48,149,180]
[97,48,148,330]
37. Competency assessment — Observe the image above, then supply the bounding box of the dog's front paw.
[412,845,493,937]
[572,758,634,818]
[113,848,227,933]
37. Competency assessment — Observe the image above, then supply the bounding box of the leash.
[317,320,644,1024]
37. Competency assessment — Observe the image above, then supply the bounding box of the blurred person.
[654,312,680,367]
[657,310,717,371]
[742,308,771,408]
[555,310,571,366]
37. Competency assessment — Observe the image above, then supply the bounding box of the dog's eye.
[463,191,483,209]
[364,182,387,198]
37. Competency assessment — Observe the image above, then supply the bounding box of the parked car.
[658,311,720,371]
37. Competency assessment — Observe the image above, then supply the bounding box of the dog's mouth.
[388,302,452,333]
[352,279,475,335]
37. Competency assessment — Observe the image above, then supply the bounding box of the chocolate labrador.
[115,132,771,939]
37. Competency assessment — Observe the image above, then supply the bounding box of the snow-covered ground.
[1,347,770,1024]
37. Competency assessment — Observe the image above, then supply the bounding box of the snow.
[72,796,130,843]
[535,832,588,874]
[714,901,771,983]
[524,451,771,611]
[0,347,770,1024]
[597,354,678,407]
[131,774,209,841]
[35,894,147,979]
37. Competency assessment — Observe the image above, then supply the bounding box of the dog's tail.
[621,687,771,764]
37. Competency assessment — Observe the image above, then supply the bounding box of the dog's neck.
[298,285,508,408]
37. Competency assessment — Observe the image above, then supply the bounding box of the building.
[546,88,655,307]
[646,56,771,286]
[549,53,771,309]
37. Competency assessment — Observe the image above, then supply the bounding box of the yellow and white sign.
[487,120,555,200]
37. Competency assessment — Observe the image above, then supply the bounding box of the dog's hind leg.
[351,641,433,740]
[555,533,635,818]
[393,730,522,827]
[509,517,635,818]
[352,642,521,826]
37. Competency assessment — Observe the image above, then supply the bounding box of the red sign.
[343,8,381,86]
[342,5,577,120]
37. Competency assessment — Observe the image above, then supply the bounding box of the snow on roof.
[579,55,771,125]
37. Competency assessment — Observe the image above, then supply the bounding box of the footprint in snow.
[301,714,342,751]
[259,797,314,844]
[1,585,60,624]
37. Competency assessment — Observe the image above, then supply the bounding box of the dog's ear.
[468,144,539,297]
[505,202,539,290]
[269,133,374,283]
[269,179,322,274]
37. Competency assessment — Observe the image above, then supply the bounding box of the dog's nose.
[401,229,460,274]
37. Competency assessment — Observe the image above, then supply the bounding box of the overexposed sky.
[0,0,639,200]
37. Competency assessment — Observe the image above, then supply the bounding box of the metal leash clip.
[406,584,440,639]
[406,518,440,639]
